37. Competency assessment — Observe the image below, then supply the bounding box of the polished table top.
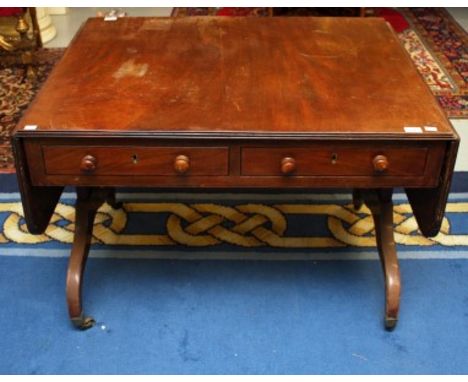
[16,17,455,139]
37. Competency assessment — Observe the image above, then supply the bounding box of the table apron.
[22,139,448,189]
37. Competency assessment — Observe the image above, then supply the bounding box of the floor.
[445,8,468,172]
[447,7,468,29]
[1,256,467,374]
[43,7,468,172]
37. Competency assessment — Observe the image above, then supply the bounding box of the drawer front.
[241,147,429,177]
[42,146,229,176]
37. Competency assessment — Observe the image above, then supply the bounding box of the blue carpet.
[0,257,467,374]
[1,173,468,374]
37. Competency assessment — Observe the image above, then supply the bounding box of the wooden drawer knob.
[80,155,97,173]
[373,155,389,173]
[281,157,296,175]
[174,155,190,174]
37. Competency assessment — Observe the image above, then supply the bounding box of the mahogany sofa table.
[12,17,459,330]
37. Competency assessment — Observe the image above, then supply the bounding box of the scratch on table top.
[113,59,148,79]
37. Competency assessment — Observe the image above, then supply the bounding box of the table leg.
[105,188,123,210]
[363,189,401,330]
[352,188,363,210]
[66,187,118,329]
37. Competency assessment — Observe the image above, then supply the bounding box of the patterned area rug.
[400,8,467,118]
[1,184,468,258]
[0,48,64,173]
[0,8,466,172]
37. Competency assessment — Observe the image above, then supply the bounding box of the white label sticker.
[404,126,423,133]
[424,126,438,132]
[24,125,37,130]
[104,15,117,21]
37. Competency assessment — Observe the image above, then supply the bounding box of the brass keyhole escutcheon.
[331,153,338,164]
[132,154,138,164]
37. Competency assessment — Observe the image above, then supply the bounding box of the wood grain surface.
[15,17,455,138]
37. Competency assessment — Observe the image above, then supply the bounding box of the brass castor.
[385,316,398,331]
[71,313,95,330]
